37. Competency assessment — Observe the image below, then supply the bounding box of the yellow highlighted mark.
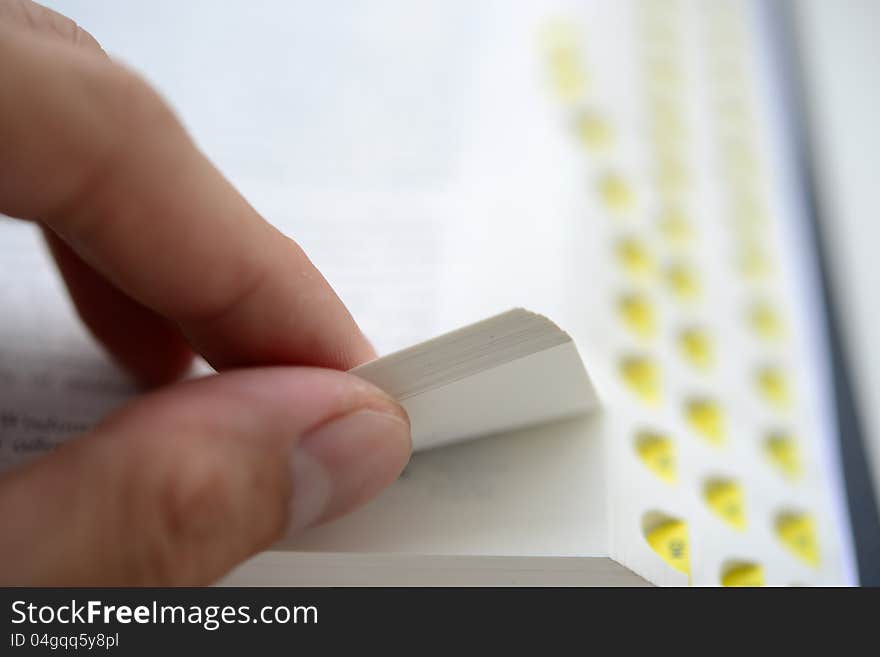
[656,157,688,196]
[635,432,677,484]
[546,44,586,101]
[764,431,802,480]
[658,207,693,245]
[645,519,689,575]
[678,327,713,370]
[541,21,588,103]
[620,356,661,404]
[665,262,700,300]
[738,242,773,279]
[618,293,656,338]
[748,301,784,339]
[756,366,790,408]
[704,479,746,530]
[685,398,725,445]
[776,512,820,568]
[616,238,655,278]
[574,111,613,150]
[599,174,635,213]
[722,563,765,587]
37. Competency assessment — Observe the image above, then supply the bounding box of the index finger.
[0,25,375,371]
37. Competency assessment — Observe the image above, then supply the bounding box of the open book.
[226,308,641,586]
[2,0,858,585]
[352,309,598,452]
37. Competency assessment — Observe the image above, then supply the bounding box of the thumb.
[0,368,410,585]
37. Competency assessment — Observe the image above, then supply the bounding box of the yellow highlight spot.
[618,293,656,338]
[540,21,588,102]
[722,563,765,587]
[776,512,820,568]
[620,356,661,404]
[650,115,686,146]
[546,46,586,102]
[685,398,725,445]
[599,174,635,213]
[748,300,784,339]
[665,262,700,300]
[764,431,802,480]
[704,479,746,530]
[738,242,773,279]
[635,432,677,484]
[616,238,655,278]
[645,519,689,575]
[656,157,688,196]
[678,327,713,370]
[574,111,613,150]
[658,207,693,245]
[756,366,791,408]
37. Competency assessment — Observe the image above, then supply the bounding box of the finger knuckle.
[126,436,287,584]
[101,66,180,141]
[149,452,240,582]
[54,65,183,236]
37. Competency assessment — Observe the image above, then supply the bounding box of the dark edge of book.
[769,0,880,585]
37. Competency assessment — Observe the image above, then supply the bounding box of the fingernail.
[286,408,411,535]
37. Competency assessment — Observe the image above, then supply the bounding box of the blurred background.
[786,2,880,578]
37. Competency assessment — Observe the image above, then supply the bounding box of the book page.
[2,0,611,563]
[4,0,857,584]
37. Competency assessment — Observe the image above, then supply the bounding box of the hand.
[0,0,411,585]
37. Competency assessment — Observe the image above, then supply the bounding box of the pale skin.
[0,0,412,584]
